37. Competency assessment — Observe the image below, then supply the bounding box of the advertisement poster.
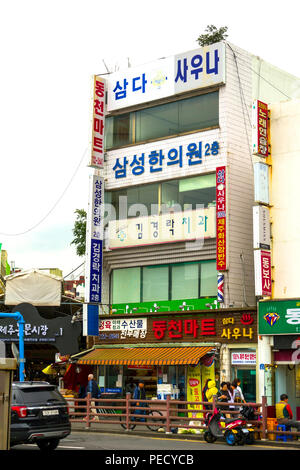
[216,166,226,270]
[186,365,202,419]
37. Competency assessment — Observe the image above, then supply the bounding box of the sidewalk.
[71,421,300,449]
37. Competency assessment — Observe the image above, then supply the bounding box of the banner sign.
[84,175,104,336]
[216,166,226,270]
[254,249,272,297]
[252,100,269,158]
[107,42,225,111]
[187,365,202,418]
[253,205,270,250]
[89,76,106,169]
[259,299,300,335]
[108,207,216,249]
[254,162,269,205]
[231,352,256,365]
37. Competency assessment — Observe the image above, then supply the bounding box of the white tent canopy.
[5,269,62,306]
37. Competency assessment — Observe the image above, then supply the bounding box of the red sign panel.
[253,100,269,158]
[261,250,272,296]
[216,166,226,270]
[89,76,106,169]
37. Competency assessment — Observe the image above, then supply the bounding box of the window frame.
[105,89,219,151]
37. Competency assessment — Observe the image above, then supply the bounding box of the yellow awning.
[76,346,213,366]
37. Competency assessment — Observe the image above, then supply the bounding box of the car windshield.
[18,386,64,405]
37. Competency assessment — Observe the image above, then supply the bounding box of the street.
[10,431,299,451]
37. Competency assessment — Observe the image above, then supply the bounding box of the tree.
[197,25,228,46]
[71,209,87,256]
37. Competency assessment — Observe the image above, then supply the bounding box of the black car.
[10,381,71,450]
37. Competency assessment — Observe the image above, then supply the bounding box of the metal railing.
[65,393,300,441]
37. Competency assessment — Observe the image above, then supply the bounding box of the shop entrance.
[235,369,256,403]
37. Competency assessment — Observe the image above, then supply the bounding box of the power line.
[63,262,85,280]
[0,148,88,237]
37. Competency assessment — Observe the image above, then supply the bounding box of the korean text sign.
[259,299,300,335]
[252,100,269,158]
[85,175,104,304]
[89,76,106,169]
[107,43,225,111]
[254,249,272,297]
[216,166,226,270]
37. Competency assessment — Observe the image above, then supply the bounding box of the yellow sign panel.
[186,365,202,419]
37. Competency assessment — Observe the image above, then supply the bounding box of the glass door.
[235,369,256,403]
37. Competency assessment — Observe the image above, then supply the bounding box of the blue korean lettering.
[148,149,164,172]
[206,49,219,75]
[132,73,147,93]
[113,157,129,179]
[175,58,188,83]
[113,78,129,100]
[186,142,202,165]
[190,54,203,79]
[130,154,145,176]
[167,146,183,167]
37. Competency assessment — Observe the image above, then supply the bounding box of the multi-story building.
[77,41,300,403]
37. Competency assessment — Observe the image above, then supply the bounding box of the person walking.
[276,394,300,432]
[85,374,101,421]
[133,381,147,421]
[232,378,246,403]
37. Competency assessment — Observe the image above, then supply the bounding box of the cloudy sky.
[0,0,299,278]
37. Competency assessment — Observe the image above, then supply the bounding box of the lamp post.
[0,312,25,381]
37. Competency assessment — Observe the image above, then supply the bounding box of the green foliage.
[197,25,228,46]
[71,209,87,257]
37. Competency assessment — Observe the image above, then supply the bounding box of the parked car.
[10,381,71,450]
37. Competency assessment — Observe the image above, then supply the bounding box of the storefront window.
[142,265,169,302]
[112,267,141,303]
[111,261,217,304]
[171,263,199,300]
[200,261,218,297]
[106,365,121,389]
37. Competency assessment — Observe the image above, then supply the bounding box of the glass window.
[105,92,219,149]
[142,266,169,302]
[161,175,216,212]
[178,92,219,133]
[171,263,199,300]
[107,184,159,221]
[135,100,179,142]
[105,114,132,150]
[112,267,141,303]
[200,261,217,297]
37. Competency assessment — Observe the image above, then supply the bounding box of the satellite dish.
[12,343,20,362]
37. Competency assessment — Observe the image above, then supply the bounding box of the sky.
[0,0,299,279]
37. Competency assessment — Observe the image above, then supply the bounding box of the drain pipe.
[0,312,25,381]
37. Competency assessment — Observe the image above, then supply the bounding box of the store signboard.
[231,352,256,365]
[108,207,216,249]
[254,249,272,297]
[106,132,222,190]
[259,299,300,335]
[88,76,106,169]
[106,42,225,111]
[216,166,226,270]
[0,303,81,354]
[254,162,269,205]
[97,310,257,345]
[84,174,104,336]
[253,205,270,250]
[252,100,269,158]
[99,318,147,332]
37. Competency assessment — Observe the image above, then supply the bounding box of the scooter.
[204,408,254,446]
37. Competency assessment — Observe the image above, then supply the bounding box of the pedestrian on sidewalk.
[133,381,146,422]
[85,374,101,421]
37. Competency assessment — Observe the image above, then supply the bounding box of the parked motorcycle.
[204,407,255,446]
